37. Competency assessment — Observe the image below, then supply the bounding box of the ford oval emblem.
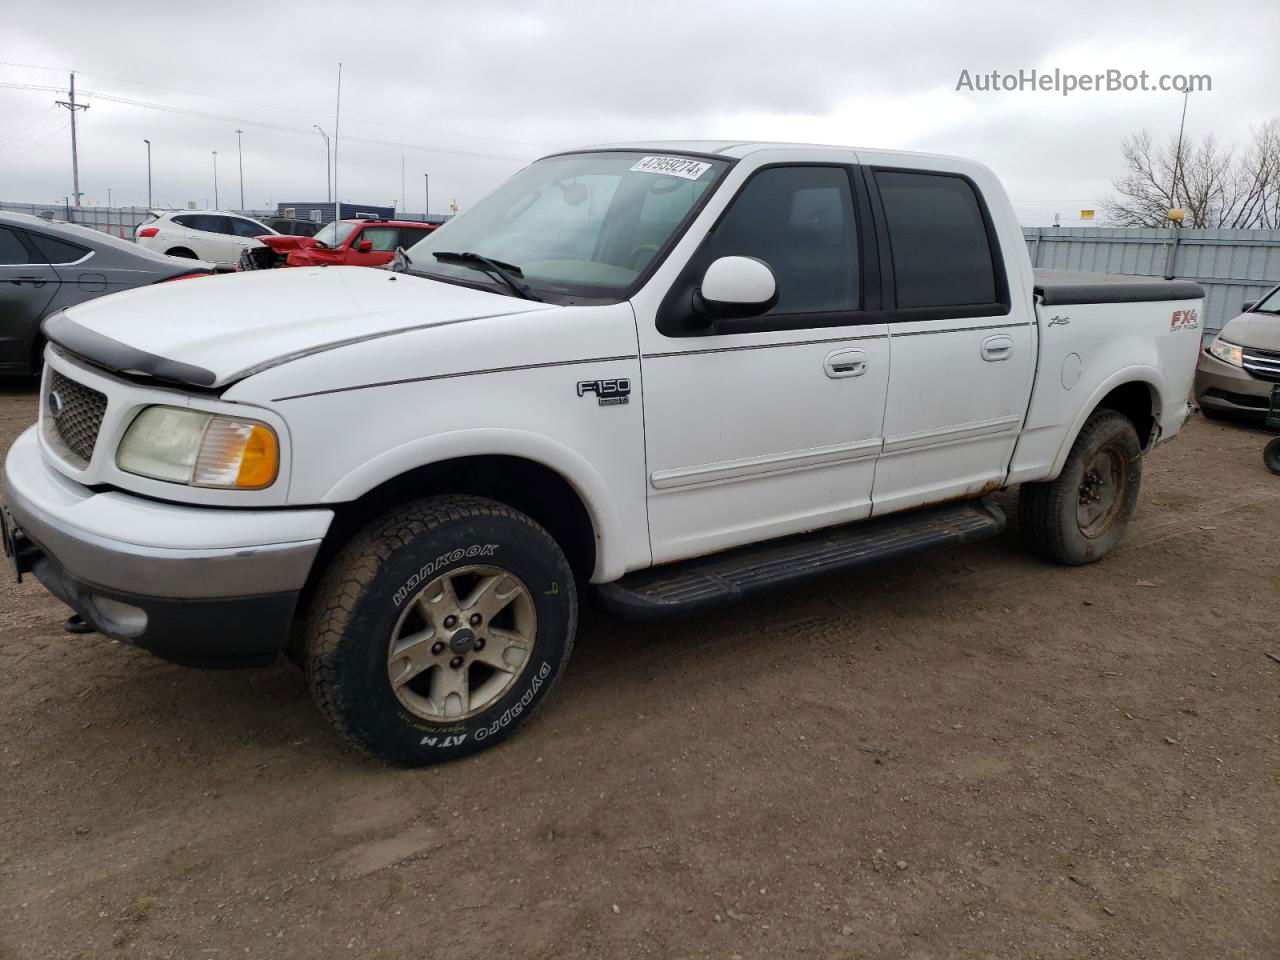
[47,390,63,419]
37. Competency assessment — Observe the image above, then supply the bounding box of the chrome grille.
[1242,346,1280,383]
[45,368,107,464]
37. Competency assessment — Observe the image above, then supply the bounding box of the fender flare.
[320,427,627,580]
[1048,365,1164,478]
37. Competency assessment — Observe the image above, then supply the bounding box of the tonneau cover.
[1034,269,1204,306]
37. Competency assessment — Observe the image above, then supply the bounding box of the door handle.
[9,276,48,288]
[824,348,868,379]
[981,335,1014,362]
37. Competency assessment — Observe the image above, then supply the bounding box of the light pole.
[235,129,244,210]
[424,173,429,220]
[212,151,219,209]
[143,139,152,210]
[314,125,331,202]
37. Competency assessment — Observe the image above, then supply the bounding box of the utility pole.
[333,62,343,222]
[1171,89,1191,217]
[212,151,219,209]
[424,173,429,220]
[143,139,152,209]
[314,125,331,201]
[235,129,245,210]
[55,72,89,207]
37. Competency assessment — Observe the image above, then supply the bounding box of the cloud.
[1,0,1276,222]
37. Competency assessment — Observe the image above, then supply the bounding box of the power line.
[0,61,549,151]
[0,81,537,163]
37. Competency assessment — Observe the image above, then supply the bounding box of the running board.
[597,498,1006,619]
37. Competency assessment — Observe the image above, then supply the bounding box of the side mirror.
[696,256,777,319]
[356,238,373,253]
[1242,300,1258,313]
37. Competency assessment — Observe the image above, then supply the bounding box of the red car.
[238,218,439,271]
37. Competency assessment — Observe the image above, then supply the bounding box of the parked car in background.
[1195,284,1280,421]
[135,211,277,270]
[258,216,322,238]
[0,212,213,375]
[238,217,439,270]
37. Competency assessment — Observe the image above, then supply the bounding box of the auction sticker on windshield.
[629,156,713,180]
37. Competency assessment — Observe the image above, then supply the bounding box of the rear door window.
[0,227,33,264]
[873,171,998,309]
[230,218,267,238]
[177,214,229,233]
[398,227,434,247]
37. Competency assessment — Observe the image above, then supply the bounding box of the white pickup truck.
[3,142,1204,765]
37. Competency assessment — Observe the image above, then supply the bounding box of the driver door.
[636,162,891,563]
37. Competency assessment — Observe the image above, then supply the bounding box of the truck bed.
[1034,269,1204,306]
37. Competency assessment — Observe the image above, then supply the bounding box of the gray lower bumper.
[2,425,331,600]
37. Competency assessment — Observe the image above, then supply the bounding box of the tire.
[304,495,577,766]
[165,247,197,259]
[1018,409,1143,565]
[1264,438,1280,476]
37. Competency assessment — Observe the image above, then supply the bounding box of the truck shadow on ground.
[59,519,1030,769]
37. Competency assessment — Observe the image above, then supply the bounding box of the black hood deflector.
[42,312,218,388]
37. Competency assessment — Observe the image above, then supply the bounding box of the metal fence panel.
[0,201,276,239]
[1024,227,1280,335]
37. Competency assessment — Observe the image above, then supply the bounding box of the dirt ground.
[1,377,1277,960]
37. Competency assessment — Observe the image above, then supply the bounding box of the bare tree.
[1103,120,1280,228]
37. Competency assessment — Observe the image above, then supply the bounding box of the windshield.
[404,151,729,302]
[312,221,359,249]
[1254,285,1280,313]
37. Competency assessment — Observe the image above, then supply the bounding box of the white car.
[135,211,276,269]
[4,141,1205,766]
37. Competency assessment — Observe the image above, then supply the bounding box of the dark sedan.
[0,212,214,375]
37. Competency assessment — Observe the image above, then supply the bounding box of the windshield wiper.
[431,251,543,302]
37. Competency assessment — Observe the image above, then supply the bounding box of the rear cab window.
[871,169,1007,317]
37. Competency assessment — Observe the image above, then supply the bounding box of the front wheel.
[305,496,577,766]
[1018,409,1143,565]
[1264,437,1280,476]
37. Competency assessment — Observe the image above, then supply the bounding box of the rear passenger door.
[867,168,1035,515]
[0,226,61,370]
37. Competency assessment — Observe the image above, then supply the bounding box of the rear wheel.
[304,495,577,766]
[1264,437,1280,476]
[1019,410,1143,565]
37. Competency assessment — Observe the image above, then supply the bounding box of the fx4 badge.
[1047,315,1070,327]
[1170,307,1199,331]
[577,378,631,406]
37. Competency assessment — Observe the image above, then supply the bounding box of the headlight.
[1207,336,1244,367]
[116,406,279,489]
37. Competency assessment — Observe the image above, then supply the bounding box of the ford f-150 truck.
[2,142,1204,765]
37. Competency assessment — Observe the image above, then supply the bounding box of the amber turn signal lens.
[234,424,279,489]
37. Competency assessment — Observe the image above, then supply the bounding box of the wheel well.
[1094,381,1157,448]
[166,247,196,258]
[312,455,598,587]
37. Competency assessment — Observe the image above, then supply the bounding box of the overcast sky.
[3,0,1277,225]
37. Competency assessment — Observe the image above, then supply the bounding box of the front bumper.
[1195,350,1273,417]
[3,426,333,666]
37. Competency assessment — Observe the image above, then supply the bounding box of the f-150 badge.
[577,378,630,406]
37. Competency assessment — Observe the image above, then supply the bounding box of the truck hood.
[1219,311,1280,351]
[43,266,556,388]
